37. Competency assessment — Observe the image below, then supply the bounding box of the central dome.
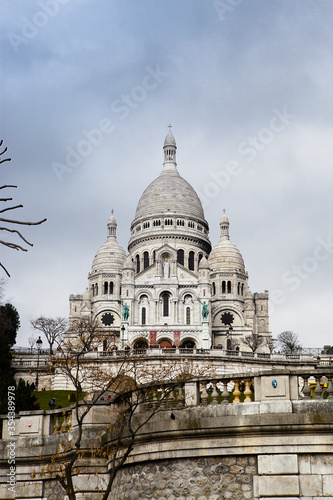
[134,127,206,222]
[128,128,211,254]
[135,169,205,221]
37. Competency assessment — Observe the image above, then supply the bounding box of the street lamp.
[35,336,43,391]
[227,325,233,350]
[120,325,125,349]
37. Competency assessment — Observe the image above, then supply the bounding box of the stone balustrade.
[1,368,333,500]
[3,368,333,441]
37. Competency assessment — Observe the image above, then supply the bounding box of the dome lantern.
[107,209,117,238]
[220,209,230,240]
[163,124,177,170]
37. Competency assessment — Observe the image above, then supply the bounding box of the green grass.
[32,390,84,410]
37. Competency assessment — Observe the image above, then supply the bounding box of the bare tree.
[243,333,264,353]
[28,335,36,353]
[265,337,276,354]
[0,140,46,277]
[38,318,207,499]
[30,316,68,354]
[276,330,302,354]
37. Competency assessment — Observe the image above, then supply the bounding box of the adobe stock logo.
[7,0,72,53]
[52,65,169,182]
[269,234,333,314]
[213,0,244,22]
[197,107,296,207]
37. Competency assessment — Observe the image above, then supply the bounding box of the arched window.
[143,251,149,269]
[212,282,216,295]
[222,281,226,294]
[92,284,95,296]
[104,282,108,295]
[227,281,231,294]
[177,249,184,266]
[95,283,98,296]
[237,282,240,295]
[141,307,146,325]
[198,253,203,265]
[186,307,191,325]
[110,281,114,295]
[153,250,156,262]
[241,283,244,296]
[136,254,140,273]
[188,251,195,271]
[162,292,170,317]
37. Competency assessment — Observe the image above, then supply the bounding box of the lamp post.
[35,336,43,391]
[120,325,125,349]
[227,325,233,350]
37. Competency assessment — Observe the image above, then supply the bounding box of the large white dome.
[134,169,206,222]
[128,128,211,254]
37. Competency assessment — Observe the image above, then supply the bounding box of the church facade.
[69,128,270,351]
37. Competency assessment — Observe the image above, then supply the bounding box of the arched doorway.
[180,339,196,349]
[159,339,173,349]
[133,338,149,349]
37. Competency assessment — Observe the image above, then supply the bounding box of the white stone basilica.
[69,128,270,351]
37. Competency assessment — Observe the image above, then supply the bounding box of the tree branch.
[0,262,10,277]
[0,226,34,246]
[0,217,47,226]
[0,204,23,214]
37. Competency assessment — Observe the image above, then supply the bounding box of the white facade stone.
[69,129,271,351]
[258,454,298,475]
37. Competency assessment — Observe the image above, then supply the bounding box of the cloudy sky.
[1,0,332,349]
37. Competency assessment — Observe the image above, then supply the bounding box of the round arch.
[212,306,244,327]
[134,289,153,301]
[179,338,196,349]
[94,309,121,327]
[155,248,176,262]
[133,338,149,349]
[179,289,198,302]
[158,338,173,349]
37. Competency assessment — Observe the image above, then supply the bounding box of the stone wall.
[112,456,256,500]
[256,453,333,499]
[2,370,333,499]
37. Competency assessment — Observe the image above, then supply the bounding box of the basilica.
[69,128,270,351]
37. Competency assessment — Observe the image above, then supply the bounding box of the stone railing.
[50,407,73,434]
[299,371,333,399]
[95,348,317,362]
[184,368,333,407]
[2,368,333,440]
[11,357,50,368]
[0,406,74,440]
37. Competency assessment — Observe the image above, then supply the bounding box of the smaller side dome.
[123,254,135,270]
[208,211,245,273]
[199,255,209,269]
[91,211,126,273]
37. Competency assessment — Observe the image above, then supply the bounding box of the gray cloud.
[1,0,332,348]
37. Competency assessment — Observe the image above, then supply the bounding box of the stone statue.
[122,302,129,321]
[202,301,209,320]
